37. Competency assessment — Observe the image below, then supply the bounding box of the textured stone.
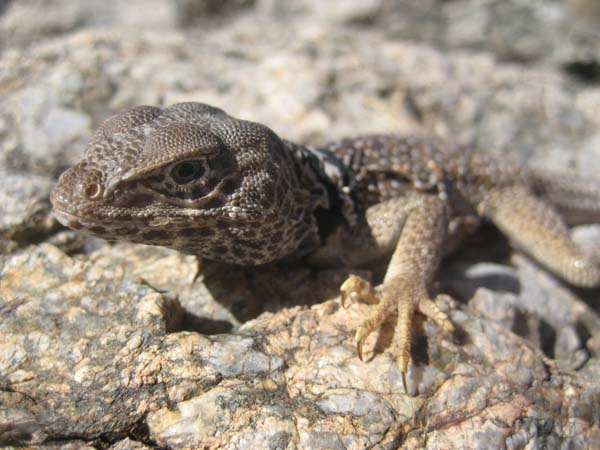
[1,1,600,448]
[0,170,57,246]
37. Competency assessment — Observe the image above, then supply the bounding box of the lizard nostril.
[84,183,104,200]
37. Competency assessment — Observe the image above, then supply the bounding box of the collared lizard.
[51,102,600,390]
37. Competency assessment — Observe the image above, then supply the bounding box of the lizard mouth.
[52,205,79,227]
[52,207,86,230]
[51,202,153,241]
[51,188,252,235]
[51,202,117,232]
[51,190,131,231]
[50,189,86,229]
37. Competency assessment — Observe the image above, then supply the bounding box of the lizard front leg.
[316,194,455,391]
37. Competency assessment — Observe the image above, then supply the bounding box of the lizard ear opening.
[84,182,104,199]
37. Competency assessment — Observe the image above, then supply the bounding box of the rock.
[0,245,171,442]
[3,14,600,175]
[1,1,600,448]
[2,242,600,448]
[0,0,257,50]
[108,438,153,450]
[0,0,82,49]
[0,170,57,246]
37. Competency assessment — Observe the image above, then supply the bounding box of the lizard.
[50,102,600,391]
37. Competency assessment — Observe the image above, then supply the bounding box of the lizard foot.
[340,274,454,392]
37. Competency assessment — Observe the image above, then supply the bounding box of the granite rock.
[1,1,600,449]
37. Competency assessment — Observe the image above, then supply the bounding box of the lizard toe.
[340,274,375,307]
[418,295,455,333]
[344,275,456,394]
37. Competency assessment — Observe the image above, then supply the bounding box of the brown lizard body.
[51,102,600,390]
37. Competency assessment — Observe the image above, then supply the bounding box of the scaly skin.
[51,102,600,392]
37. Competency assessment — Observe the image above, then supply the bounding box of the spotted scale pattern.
[51,102,600,389]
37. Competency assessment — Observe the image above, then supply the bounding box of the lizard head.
[51,102,321,265]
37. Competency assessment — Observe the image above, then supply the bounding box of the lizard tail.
[531,169,600,225]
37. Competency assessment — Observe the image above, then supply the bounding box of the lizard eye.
[170,160,207,184]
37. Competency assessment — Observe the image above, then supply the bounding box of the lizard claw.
[356,336,364,361]
[340,285,355,309]
[355,326,370,361]
[397,350,410,394]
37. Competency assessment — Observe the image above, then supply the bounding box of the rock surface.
[1,1,600,449]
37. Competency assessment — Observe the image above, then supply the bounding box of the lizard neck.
[282,140,358,259]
